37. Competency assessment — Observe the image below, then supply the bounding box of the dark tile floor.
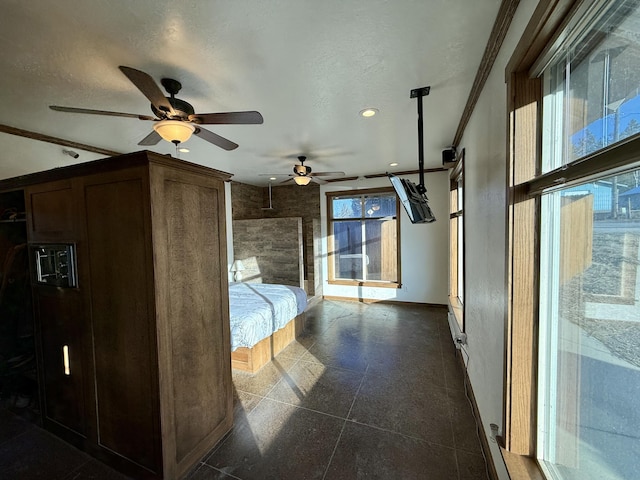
[0,300,488,480]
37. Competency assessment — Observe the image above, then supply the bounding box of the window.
[537,4,640,478]
[505,1,640,479]
[449,150,464,329]
[327,188,400,287]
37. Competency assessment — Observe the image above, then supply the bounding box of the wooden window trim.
[328,279,402,289]
[504,0,640,475]
[504,0,584,471]
[449,149,465,330]
[326,187,401,286]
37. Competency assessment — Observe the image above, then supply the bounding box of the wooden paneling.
[3,151,234,479]
[34,288,86,436]
[26,181,74,241]
[84,176,161,473]
[149,163,232,478]
[164,179,227,463]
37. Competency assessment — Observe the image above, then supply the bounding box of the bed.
[229,282,307,373]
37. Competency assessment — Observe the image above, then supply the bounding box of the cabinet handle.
[63,345,70,375]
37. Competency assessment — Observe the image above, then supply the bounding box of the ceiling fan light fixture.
[153,119,195,144]
[293,176,312,186]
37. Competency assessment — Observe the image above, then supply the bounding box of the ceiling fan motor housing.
[151,97,195,120]
[293,164,312,175]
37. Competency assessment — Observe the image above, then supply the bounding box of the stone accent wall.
[230,181,321,295]
[231,182,263,219]
[232,217,303,287]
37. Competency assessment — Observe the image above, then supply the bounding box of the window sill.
[499,444,546,480]
[328,280,401,289]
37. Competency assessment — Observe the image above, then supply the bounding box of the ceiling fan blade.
[119,66,176,117]
[310,177,327,185]
[50,105,155,121]
[309,171,346,177]
[258,173,291,177]
[189,111,264,125]
[194,126,238,150]
[138,130,162,146]
[278,178,295,185]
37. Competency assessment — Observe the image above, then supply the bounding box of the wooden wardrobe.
[0,151,233,479]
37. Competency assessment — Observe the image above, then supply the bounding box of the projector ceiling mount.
[410,86,430,194]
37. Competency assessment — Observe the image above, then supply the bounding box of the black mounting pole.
[410,86,431,194]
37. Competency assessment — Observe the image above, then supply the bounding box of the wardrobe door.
[33,288,86,437]
[26,181,87,441]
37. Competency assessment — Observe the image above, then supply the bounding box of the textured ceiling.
[0,0,500,185]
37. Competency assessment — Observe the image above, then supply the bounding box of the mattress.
[229,282,307,351]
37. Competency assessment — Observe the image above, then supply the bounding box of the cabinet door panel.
[35,289,86,436]
[84,179,161,473]
[26,182,74,241]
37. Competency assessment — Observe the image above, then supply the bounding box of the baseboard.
[322,295,447,308]
[306,295,323,309]
[455,349,500,480]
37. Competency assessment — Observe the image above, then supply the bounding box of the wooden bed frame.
[231,312,305,373]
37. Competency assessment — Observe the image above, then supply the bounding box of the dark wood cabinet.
[33,287,86,437]
[0,151,233,479]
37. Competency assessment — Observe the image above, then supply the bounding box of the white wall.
[457,0,538,478]
[225,181,235,283]
[320,172,449,304]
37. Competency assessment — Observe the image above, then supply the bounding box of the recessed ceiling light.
[389,162,398,167]
[360,108,378,117]
[270,177,277,181]
[178,147,190,153]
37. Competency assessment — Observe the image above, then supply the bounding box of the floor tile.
[205,398,344,480]
[266,360,364,417]
[187,463,238,479]
[274,336,316,360]
[448,388,483,454]
[232,354,299,397]
[64,459,132,480]
[348,371,455,447]
[442,346,467,391]
[302,338,370,372]
[233,389,263,420]
[456,450,490,479]
[0,407,34,445]
[365,342,447,388]
[324,421,458,480]
[0,428,90,480]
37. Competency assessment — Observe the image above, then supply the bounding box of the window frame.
[449,149,465,331]
[326,187,402,288]
[503,0,640,477]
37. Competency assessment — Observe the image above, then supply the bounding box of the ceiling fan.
[261,156,345,185]
[50,66,263,150]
